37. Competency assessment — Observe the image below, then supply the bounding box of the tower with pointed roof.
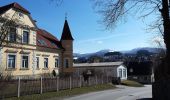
[60,19,74,73]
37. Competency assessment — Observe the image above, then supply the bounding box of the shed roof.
[73,62,123,67]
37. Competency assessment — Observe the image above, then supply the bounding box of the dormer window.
[22,30,29,44]
[8,28,16,42]
[38,39,47,46]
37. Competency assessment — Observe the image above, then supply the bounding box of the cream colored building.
[0,2,74,77]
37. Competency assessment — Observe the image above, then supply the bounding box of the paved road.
[64,85,152,100]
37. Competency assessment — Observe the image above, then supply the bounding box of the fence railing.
[0,75,112,99]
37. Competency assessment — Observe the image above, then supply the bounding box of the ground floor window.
[21,55,29,69]
[44,58,48,68]
[55,58,59,68]
[36,57,39,69]
[8,54,16,69]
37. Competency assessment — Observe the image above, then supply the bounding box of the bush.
[112,77,121,85]
[52,70,56,77]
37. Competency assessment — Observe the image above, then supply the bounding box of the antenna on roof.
[65,12,67,20]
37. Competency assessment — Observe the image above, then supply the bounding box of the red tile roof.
[0,2,30,15]
[37,29,63,49]
[61,20,74,40]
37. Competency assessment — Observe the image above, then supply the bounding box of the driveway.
[64,85,152,100]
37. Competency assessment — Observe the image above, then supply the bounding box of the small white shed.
[73,62,127,80]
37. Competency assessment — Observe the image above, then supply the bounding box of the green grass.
[6,83,115,100]
[121,80,144,87]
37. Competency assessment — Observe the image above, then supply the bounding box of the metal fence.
[0,75,112,99]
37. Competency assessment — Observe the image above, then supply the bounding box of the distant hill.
[122,47,164,54]
[74,47,165,58]
[73,49,111,58]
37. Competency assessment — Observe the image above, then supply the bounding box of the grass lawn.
[121,80,144,87]
[6,83,115,100]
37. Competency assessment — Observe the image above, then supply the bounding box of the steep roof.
[0,2,30,15]
[61,20,74,40]
[37,29,63,49]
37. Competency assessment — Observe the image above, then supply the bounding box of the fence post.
[70,76,72,90]
[88,77,90,86]
[17,77,20,98]
[95,75,97,85]
[40,77,43,94]
[57,76,59,91]
[107,74,108,83]
[102,75,103,84]
[79,75,82,88]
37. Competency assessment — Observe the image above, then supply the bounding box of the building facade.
[0,2,74,77]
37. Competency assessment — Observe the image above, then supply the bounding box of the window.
[8,54,16,69]
[22,31,29,44]
[38,39,47,46]
[18,12,24,18]
[64,59,69,68]
[119,69,122,78]
[21,55,28,69]
[55,58,59,68]
[36,57,39,69]
[8,28,16,42]
[44,58,48,68]
[123,69,126,77]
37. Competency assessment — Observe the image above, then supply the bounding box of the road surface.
[64,85,152,100]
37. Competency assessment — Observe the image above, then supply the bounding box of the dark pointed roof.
[0,2,30,15]
[61,20,74,40]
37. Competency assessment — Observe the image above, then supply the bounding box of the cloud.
[97,41,103,44]
[76,33,136,44]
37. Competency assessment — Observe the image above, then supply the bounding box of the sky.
[0,0,159,54]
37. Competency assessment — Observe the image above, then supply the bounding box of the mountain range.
[74,47,164,58]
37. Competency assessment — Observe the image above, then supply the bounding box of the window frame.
[8,28,16,42]
[36,57,39,69]
[118,68,122,78]
[123,69,126,78]
[21,54,29,69]
[22,30,29,44]
[44,58,48,68]
[55,58,59,68]
[7,53,16,69]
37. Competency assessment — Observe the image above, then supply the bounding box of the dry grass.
[121,80,144,87]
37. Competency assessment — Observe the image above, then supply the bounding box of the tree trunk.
[153,0,170,99]
[162,0,170,77]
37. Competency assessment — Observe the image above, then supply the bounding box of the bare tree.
[92,0,170,99]
[0,12,20,78]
